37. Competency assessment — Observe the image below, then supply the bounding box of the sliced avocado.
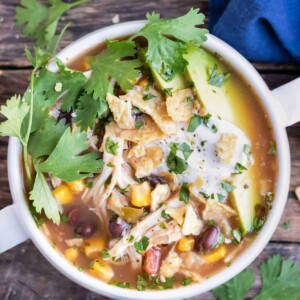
[183,46,234,121]
[230,172,254,234]
[139,50,185,92]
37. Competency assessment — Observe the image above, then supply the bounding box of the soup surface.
[15,12,278,291]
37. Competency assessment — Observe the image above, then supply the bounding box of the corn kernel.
[53,184,73,205]
[66,180,86,195]
[65,247,79,262]
[177,237,195,252]
[89,260,114,282]
[84,236,106,258]
[203,245,227,263]
[83,60,90,71]
[131,182,151,207]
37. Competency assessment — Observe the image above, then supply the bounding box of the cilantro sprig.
[213,256,300,300]
[85,40,141,100]
[131,9,208,80]
[16,0,89,50]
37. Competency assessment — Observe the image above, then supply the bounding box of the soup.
[13,10,277,291]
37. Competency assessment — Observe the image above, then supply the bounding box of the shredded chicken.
[107,190,129,215]
[108,196,184,259]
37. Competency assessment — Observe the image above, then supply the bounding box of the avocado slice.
[230,172,254,234]
[183,46,234,122]
[139,50,185,92]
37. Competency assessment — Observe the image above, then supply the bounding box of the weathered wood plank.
[0,241,298,299]
[0,0,208,67]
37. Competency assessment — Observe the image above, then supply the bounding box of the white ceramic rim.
[7,21,290,300]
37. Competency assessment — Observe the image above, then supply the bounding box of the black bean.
[147,174,167,189]
[196,225,223,253]
[67,207,81,226]
[75,222,96,238]
[109,217,130,237]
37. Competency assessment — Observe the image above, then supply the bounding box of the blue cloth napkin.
[209,0,300,63]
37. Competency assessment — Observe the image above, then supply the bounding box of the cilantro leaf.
[177,142,193,159]
[29,170,61,224]
[105,137,119,156]
[208,64,230,87]
[75,93,108,131]
[35,62,87,111]
[36,128,104,182]
[243,144,251,161]
[25,46,52,69]
[221,182,236,192]
[166,152,188,174]
[188,113,212,132]
[16,0,89,49]
[134,236,149,254]
[15,0,48,38]
[28,118,67,159]
[85,40,141,100]
[0,95,29,143]
[233,163,247,174]
[179,183,190,203]
[212,268,255,300]
[131,9,208,80]
[254,256,300,300]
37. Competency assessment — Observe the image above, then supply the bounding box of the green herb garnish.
[143,93,156,101]
[221,182,236,192]
[179,183,190,203]
[233,163,247,174]
[208,64,230,87]
[134,236,149,254]
[267,140,277,155]
[105,137,119,156]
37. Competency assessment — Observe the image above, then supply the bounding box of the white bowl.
[1,21,300,300]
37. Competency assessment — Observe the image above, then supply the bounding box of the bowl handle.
[272,78,300,127]
[0,204,29,253]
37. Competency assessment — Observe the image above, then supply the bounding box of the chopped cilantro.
[162,88,173,96]
[179,183,190,203]
[78,266,84,272]
[166,152,188,174]
[131,9,208,80]
[221,182,236,192]
[136,274,147,291]
[117,184,130,195]
[267,140,277,155]
[207,220,216,226]
[253,215,266,231]
[129,235,135,242]
[187,113,212,132]
[107,162,114,168]
[217,193,226,202]
[200,191,210,199]
[211,124,218,133]
[182,277,193,286]
[177,142,193,159]
[61,214,69,222]
[233,163,247,174]
[159,222,166,229]
[105,137,119,156]
[142,93,156,100]
[134,236,149,254]
[135,120,144,129]
[111,281,131,289]
[100,249,110,259]
[163,277,176,289]
[161,210,171,220]
[208,64,230,87]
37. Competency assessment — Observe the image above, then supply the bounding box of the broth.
[34,39,277,290]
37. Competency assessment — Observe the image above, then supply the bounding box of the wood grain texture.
[0,0,299,299]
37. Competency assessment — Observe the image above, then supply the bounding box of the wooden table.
[0,1,299,299]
